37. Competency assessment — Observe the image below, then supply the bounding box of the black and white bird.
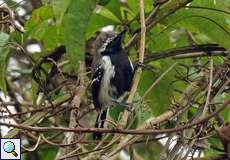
[91,30,134,139]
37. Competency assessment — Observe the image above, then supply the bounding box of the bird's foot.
[136,61,145,68]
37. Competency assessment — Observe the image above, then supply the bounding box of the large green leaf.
[104,0,122,21]
[0,32,10,96]
[137,60,185,116]
[126,0,153,15]
[147,25,174,52]
[86,14,120,39]
[86,0,123,39]
[25,6,54,35]
[62,0,96,70]
[137,69,171,116]
[161,0,230,50]
[25,6,62,53]
[52,0,71,24]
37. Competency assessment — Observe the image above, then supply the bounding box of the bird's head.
[98,30,126,54]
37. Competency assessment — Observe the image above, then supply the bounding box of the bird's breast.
[99,56,116,108]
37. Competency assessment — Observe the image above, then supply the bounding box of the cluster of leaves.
[0,0,229,159]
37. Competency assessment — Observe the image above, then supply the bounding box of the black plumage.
[91,31,133,139]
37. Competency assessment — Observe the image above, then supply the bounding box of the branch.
[0,99,229,135]
[107,66,229,158]
[0,4,24,32]
[143,44,228,64]
[56,61,87,159]
[184,6,230,15]
[117,0,146,129]
[201,57,213,118]
[3,94,72,138]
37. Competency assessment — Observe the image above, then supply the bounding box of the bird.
[91,30,134,139]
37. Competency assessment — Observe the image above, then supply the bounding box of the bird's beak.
[112,30,126,47]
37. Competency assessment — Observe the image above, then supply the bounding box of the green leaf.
[162,1,230,50]
[219,94,230,121]
[126,0,153,16]
[104,0,122,21]
[62,0,96,70]
[0,32,10,96]
[25,6,62,52]
[98,0,110,6]
[38,147,58,160]
[32,80,39,106]
[109,104,125,122]
[204,136,224,157]
[86,14,119,39]
[86,0,123,39]
[25,6,54,32]
[10,31,24,45]
[138,60,180,116]
[52,0,71,24]
[97,7,121,24]
[135,141,163,160]
[147,25,174,52]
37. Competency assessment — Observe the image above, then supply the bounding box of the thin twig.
[201,57,213,118]
[22,136,41,152]
[142,63,177,100]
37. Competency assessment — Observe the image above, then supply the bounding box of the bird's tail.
[93,109,107,140]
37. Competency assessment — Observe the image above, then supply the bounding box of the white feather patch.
[98,35,116,53]
[128,57,134,71]
[98,56,116,108]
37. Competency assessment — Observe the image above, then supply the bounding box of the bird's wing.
[91,64,104,110]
